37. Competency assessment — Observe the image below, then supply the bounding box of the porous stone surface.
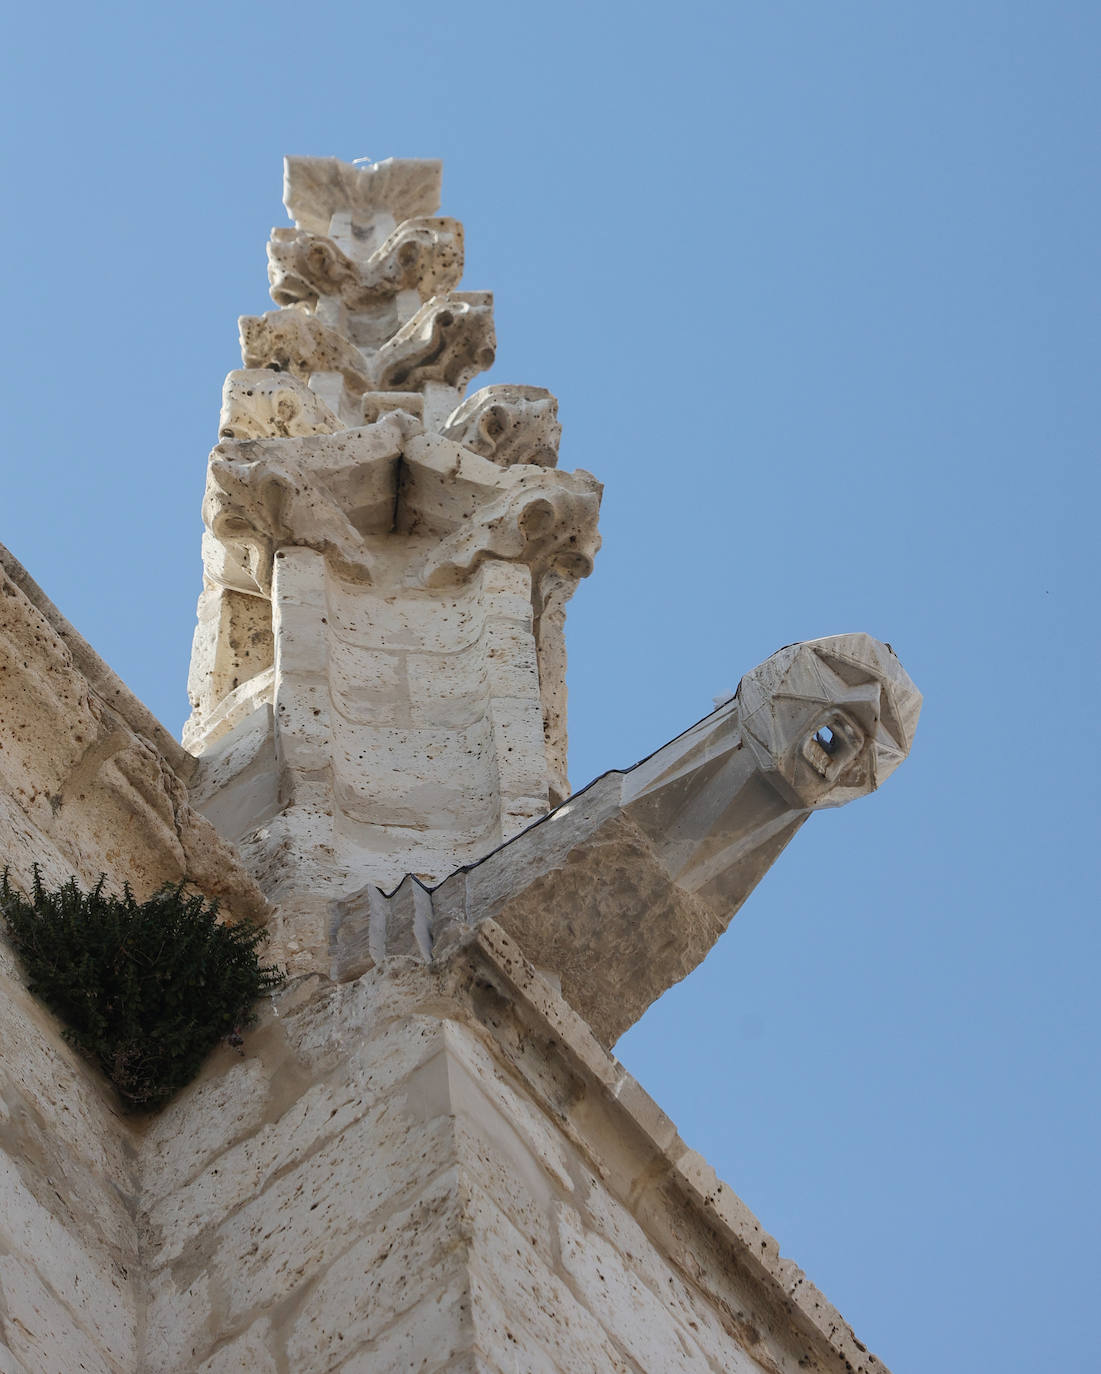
[127,931,889,1372]
[0,151,922,1374]
[0,544,265,921]
[186,155,602,948]
[0,937,139,1374]
[0,545,269,1373]
[337,632,921,1044]
[0,692,897,1374]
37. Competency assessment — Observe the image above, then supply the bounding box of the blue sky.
[2,3,1098,1370]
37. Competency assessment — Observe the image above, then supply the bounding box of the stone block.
[329,642,405,724]
[196,1317,278,1374]
[145,1023,448,1268]
[488,696,548,800]
[141,1057,272,1204]
[443,1023,577,1196]
[286,1169,467,1372]
[0,1256,114,1374]
[209,1100,453,1323]
[565,1187,765,1372]
[465,1184,634,1373]
[554,1205,731,1373]
[329,1277,471,1371]
[0,1154,135,1367]
[141,1268,212,1374]
[326,579,486,655]
[468,1271,587,1374]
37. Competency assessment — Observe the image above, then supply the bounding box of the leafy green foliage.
[0,868,285,1110]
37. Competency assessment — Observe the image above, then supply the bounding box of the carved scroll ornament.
[268,218,464,310]
[202,416,600,596]
[442,385,561,468]
[283,156,442,239]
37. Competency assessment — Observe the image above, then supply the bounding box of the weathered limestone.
[0,544,265,921]
[442,384,562,468]
[186,156,603,956]
[0,543,266,1374]
[128,926,891,1373]
[334,632,921,1043]
[0,151,923,1374]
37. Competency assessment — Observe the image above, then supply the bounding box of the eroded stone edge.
[460,918,891,1374]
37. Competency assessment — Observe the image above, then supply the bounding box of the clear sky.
[2,4,1098,1371]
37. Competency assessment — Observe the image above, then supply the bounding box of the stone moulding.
[458,918,891,1374]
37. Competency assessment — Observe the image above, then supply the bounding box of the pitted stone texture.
[0,874,891,1374]
[0,546,266,922]
[202,414,416,595]
[0,936,139,1374]
[189,155,600,914]
[370,292,496,392]
[184,586,273,751]
[218,368,344,441]
[442,385,561,468]
[240,309,371,393]
[237,553,551,908]
[268,218,464,313]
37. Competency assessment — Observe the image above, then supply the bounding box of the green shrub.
[0,867,285,1110]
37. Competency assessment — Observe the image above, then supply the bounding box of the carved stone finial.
[186,154,600,945]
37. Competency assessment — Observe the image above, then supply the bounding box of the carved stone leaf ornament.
[268,218,464,310]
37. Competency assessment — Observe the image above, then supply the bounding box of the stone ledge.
[459,918,890,1374]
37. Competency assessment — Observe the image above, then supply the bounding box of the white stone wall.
[0,897,887,1372]
[0,943,139,1374]
[138,972,470,1370]
[131,941,882,1373]
[0,536,890,1371]
[134,964,769,1373]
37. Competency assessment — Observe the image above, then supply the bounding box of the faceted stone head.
[737,633,921,809]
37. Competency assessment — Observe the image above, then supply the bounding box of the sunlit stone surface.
[0,152,919,1374]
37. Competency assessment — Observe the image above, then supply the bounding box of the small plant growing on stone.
[0,867,285,1111]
